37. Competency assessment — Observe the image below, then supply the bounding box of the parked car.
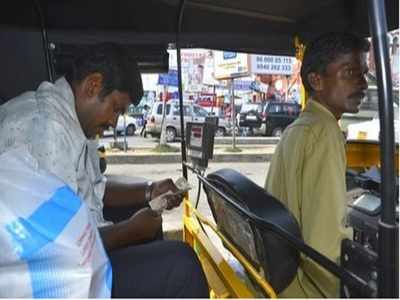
[238,103,264,129]
[146,100,230,142]
[262,101,301,136]
[103,114,141,136]
[116,114,141,136]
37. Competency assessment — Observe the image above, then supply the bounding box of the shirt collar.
[305,99,346,144]
[305,99,339,124]
[54,77,78,118]
[53,77,86,140]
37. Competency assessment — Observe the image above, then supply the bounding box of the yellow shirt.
[265,99,352,298]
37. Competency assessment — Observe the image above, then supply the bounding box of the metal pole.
[230,79,237,149]
[123,114,127,152]
[176,0,188,179]
[159,86,168,146]
[33,0,54,82]
[285,75,290,101]
[367,0,398,297]
[211,85,216,115]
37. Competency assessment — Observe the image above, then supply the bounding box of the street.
[105,161,270,232]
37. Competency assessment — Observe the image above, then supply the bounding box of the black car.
[263,102,300,136]
[238,103,264,129]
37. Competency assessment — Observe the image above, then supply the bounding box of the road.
[105,161,270,232]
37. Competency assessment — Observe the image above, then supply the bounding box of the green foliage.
[152,144,180,153]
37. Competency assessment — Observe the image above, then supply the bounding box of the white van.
[146,100,230,142]
[102,114,141,136]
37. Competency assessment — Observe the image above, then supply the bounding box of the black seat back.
[204,168,302,293]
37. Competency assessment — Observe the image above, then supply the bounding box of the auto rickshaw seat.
[204,168,302,293]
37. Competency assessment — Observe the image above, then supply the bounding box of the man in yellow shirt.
[265,32,369,297]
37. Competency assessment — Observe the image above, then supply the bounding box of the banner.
[250,55,295,75]
[157,70,178,87]
[214,51,250,79]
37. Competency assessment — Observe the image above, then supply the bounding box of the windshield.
[193,106,209,117]
[240,104,262,113]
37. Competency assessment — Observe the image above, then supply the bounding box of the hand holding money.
[149,177,191,214]
[174,177,192,194]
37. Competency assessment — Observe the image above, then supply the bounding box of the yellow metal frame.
[294,36,308,110]
[183,197,277,298]
[346,140,399,172]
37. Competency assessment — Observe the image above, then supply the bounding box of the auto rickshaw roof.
[1,0,398,56]
[0,0,398,101]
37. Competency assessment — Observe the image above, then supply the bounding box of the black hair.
[300,32,370,94]
[65,43,143,105]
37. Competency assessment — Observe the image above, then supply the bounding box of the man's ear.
[307,72,323,92]
[82,73,103,98]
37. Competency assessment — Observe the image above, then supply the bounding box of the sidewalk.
[105,144,277,164]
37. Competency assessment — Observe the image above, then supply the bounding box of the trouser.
[140,120,147,137]
[107,240,209,298]
[103,204,163,240]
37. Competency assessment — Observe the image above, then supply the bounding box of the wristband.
[145,181,153,203]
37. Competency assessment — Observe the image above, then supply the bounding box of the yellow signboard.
[213,51,250,80]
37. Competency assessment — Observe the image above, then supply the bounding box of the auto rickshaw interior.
[185,117,398,298]
[0,0,398,298]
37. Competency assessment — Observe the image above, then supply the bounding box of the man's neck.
[312,98,342,120]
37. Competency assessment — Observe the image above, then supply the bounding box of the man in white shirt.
[0,43,208,297]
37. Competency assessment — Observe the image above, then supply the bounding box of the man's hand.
[99,207,162,251]
[151,179,183,210]
[129,207,162,240]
